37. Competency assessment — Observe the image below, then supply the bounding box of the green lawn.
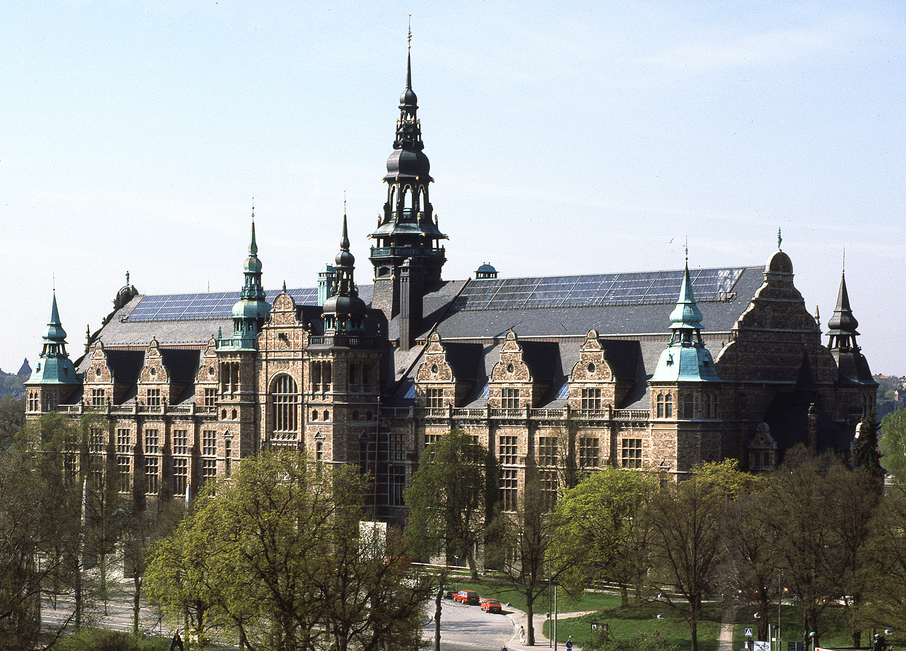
[439,577,900,651]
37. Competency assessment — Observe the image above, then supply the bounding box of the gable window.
[426,388,444,409]
[581,388,601,411]
[91,388,106,407]
[147,388,161,408]
[501,387,520,410]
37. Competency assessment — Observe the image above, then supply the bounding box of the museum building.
[24,51,877,520]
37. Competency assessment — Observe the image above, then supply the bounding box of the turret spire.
[218,208,271,350]
[323,211,366,335]
[827,269,859,349]
[26,292,78,386]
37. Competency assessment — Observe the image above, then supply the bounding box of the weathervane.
[777,228,782,251]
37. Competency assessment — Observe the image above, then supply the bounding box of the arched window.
[683,394,695,419]
[664,394,673,418]
[349,363,357,388]
[272,375,299,433]
[656,394,665,418]
[311,410,318,422]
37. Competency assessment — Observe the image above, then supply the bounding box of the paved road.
[422,599,516,651]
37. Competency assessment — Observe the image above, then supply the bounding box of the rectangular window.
[28,391,38,412]
[89,428,105,455]
[173,458,188,496]
[499,435,518,466]
[540,469,558,510]
[224,438,232,477]
[501,387,520,410]
[204,388,217,408]
[538,436,558,466]
[144,429,159,454]
[581,387,601,411]
[91,388,106,407]
[172,429,189,455]
[201,459,217,489]
[425,433,442,448]
[426,388,444,409]
[579,437,599,468]
[621,438,642,469]
[116,429,131,454]
[388,465,406,506]
[147,388,161,407]
[202,430,217,457]
[144,457,159,494]
[389,431,405,461]
[500,468,518,512]
[118,456,130,492]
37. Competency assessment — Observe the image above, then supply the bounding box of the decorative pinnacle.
[126,270,130,285]
[408,16,412,51]
[777,228,782,251]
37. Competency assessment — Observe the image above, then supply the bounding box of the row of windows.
[87,428,224,457]
[656,392,720,419]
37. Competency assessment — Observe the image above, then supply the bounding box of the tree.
[403,429,497,579]
[762,447,848,649]
[549,466,658,606]
[879,409,906,483]
[861,482,906,634]
[147,451,431,651]
[646,460,748,651]
[713,478,776,641]
[825,463,883,647]
[854,409,884,480]
[486,455,560,647]
[0,396,24,450]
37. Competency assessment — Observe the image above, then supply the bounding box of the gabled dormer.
[415,332,483,408]
[568,331,619,412]
[489,331,558,410]
[138,338,169,410]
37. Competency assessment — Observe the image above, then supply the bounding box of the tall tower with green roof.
[25,292,79,413]
[218,216,270,351]
[648,256,723,475]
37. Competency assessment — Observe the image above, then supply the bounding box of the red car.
[481,598,502,613]
[453,590,480,605]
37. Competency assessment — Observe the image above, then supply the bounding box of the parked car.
[481,598,502,613]
[453,590,480,605]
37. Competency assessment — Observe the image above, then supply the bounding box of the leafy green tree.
[403,430,497,579]
[549,466,658,606]
[148,451,431,651]
[646,460,748,651]
[861,482,906,636]
[879,409,906,483]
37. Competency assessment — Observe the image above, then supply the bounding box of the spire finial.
[777,228,782,251]
[408,15,412,51]
[126,270,130,286]
[684,237,689,266]
[842,248,846,272]
[251,197,255,223]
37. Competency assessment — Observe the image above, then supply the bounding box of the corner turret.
[25,292,79,412]
[218,210,271,350]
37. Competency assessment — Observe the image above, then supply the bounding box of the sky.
[2,1,905,376]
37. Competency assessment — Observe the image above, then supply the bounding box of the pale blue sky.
[2,1,904,375]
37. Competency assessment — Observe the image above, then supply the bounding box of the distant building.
[25,50,877,519]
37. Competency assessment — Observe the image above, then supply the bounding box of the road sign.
[566,640,573,650]
[746,628,753,638]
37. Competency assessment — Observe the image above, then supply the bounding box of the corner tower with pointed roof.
[648,255,723,475]
[369,36,447,322]
[25,293,80,413]
[218,215,271,351]
[826,268,876,415]
[305,213,383,494]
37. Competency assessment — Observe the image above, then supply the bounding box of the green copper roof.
[27,293,78,385]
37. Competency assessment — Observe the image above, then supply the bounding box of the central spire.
[369,32,447,304]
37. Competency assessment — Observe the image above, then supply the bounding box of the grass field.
[439,577,898,651]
